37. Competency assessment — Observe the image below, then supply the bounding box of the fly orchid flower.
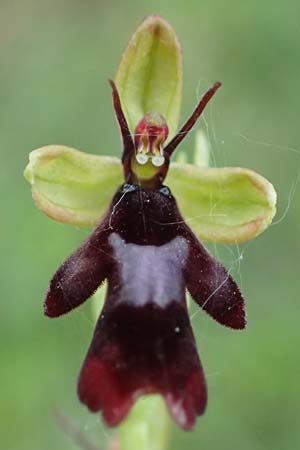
[24,16,276,430]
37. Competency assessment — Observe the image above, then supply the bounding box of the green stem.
[119,395,171,450]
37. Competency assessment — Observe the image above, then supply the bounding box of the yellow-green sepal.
[24,145,123,227]
[116,15,183,139]
[167,163,277,243]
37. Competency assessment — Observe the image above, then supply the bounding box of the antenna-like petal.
[164,82,222,157]
[109,80,135,162]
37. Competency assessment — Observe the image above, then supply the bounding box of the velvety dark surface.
[45,185,245,428]
[78,301,206,429]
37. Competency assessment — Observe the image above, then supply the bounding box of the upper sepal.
[116,15,183,139]
[24,145,123,227]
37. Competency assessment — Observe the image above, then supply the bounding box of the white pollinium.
[152,155,165,167]
[136,153,165,167]
[136,153,149,165]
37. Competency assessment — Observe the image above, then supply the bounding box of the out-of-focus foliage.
[0,1,299,450]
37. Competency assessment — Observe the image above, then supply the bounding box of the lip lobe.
[78,300,206,430]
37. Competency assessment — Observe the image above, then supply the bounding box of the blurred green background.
[1,0,299,449]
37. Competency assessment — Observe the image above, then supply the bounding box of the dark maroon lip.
[78,301,207,430]
[45,183,245,429]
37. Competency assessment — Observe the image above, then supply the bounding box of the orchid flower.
[24,15,276,432]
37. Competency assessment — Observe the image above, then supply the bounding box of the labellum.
[24,16,276,432]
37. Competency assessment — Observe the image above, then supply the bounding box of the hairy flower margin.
[24,16,276,431]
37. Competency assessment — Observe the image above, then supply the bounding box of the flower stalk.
[119,395,170,450]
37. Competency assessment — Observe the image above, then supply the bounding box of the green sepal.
[167,163,277,243]
[24,146,276,242]
[116,15,183,139]
[24,145,122,227]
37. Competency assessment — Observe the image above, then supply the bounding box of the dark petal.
[164,82,222,157]
[184,231,246,329]
[78,302,207,430]
[45,225,112,318]
[109,80,135,163]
